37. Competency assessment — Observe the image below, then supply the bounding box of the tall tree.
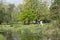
[3,4,15,24]
[18,0,49,24]
[50,0,60,27]
[50,0,60,20]
[0,0,5,24]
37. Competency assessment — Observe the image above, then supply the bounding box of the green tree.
[0,0,5,24]
[18,0,38,24]
[0,0,15,24]
[3,4,15,24]
[36,2,50,23]
[50,0,60,20]
[50,0,60,27]
[6,4,15,24]
[18,0,49,24]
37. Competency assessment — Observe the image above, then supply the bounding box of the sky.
[6,0,51,6]
[6,0,24,5]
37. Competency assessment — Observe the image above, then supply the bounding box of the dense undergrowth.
[0,23,60,40]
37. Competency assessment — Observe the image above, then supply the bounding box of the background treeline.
[0,0,19,24]
[0,0,60,26]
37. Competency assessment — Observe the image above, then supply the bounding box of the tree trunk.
[23,21,26,25]
[35,19,38,24]
[27,20,30,25]
[0,20,2,24]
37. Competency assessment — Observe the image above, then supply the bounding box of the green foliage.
[50,0,60,27]
[0,0,15,24]
[0,24,60,40]
[51,29,60,40]
[0,0,60,40]
[18,0,49,24]
[3,4,15,24]
[50,0,60,20]
[0,2,5,24]
[0,34,4,40]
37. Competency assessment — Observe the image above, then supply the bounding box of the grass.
[0,23,60,40]
[0,23,53,33]
[0,34,5,40]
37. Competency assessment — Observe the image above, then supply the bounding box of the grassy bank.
[0,24,60,40]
